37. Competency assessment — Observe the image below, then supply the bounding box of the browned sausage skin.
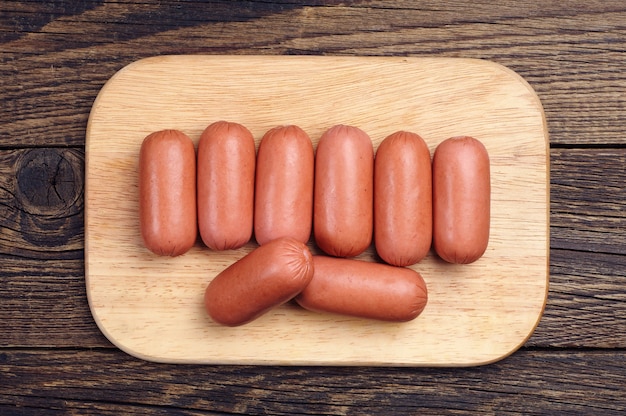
[197,121,256,251]
[254,125,314,245]
[139,129,197,256]
[314,125,374,257]
[374,131,432,266]
[296,256,428,322]
[432,136,490,264]
[204,237,314,326]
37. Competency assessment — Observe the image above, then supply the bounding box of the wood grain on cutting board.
[85,56,549,366]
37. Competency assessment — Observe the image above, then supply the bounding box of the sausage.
[197,121,256,251]
[313,125,374,257]
[295,256,428,322]
[254,125,314,245]
[204,237,314,326]
[374,131,432,266]
[139,129,197,256]
[432,136,490,264]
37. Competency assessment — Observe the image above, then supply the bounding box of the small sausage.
[204,237,314,326]
[197,121,256,251]
[254,125,314,245]
[296,256,427,322]
[139,129,197,256]
[374,131,432,266]
[432,136,490,264]
[314,125,374,257]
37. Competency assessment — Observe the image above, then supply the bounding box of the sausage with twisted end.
[204,237,314,327]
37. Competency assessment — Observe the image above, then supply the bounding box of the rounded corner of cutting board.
[86,56,173,133]
[84,285,168,364]
[84,301,131,358]
[478,59,549,138]
[472,309,549,368]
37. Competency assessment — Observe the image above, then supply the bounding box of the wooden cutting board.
[85,55,549,366]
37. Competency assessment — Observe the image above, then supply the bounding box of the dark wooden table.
[2,1,625,414]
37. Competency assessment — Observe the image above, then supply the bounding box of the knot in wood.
[16,148,83,217]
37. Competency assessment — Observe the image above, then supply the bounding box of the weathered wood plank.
[529,248,626,348]
[550,148,626,255]
[0,149,84,260]
[2,248,623,350]
[529,148,626,347]
[1,348,625,415]
[0,258,109,347]
[0,148,100,347]
[1,2,624,146]
[2,248,622,349]
[2,149,622,259]
[1,147,624,349]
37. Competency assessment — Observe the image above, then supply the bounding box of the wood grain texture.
[1,348,625,415]
[550,149,626,255]
[1,0,625,413]
[0,257,109,348]
[0,149,84,259]
[1,2,624,146]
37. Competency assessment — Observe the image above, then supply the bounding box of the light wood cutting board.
[85,55,549,366]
